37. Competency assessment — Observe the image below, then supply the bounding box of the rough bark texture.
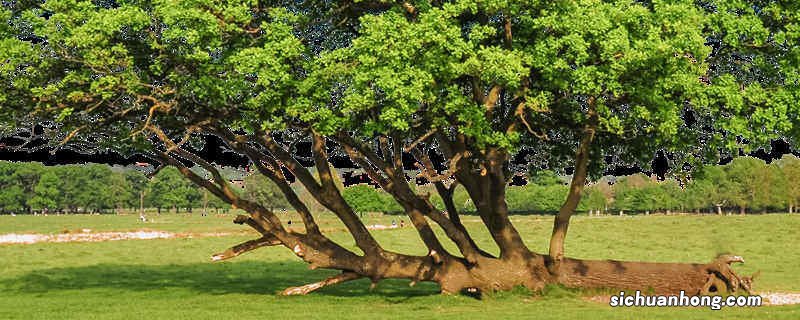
[145,125,753,297]
[549,98,598,274]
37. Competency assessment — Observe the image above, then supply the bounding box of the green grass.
[1,213,799,319]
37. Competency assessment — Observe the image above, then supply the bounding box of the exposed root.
[211,235,282,261]
[280,272,362,295]
[702,254,753,294]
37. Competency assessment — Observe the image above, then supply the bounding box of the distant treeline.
[0,162,288,214]
[342,155,800,215]
[2,155,799,215]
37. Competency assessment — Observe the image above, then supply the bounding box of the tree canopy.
[2,0,797,296]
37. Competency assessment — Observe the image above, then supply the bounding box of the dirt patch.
[0,230,238,245]
[760,292,800,305]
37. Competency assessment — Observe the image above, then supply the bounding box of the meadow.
[1,212,799,319]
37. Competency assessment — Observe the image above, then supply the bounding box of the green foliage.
[341,184,403,213]
[1,0,795,181]
[0,161,222,213]
[774,155,800,210]
[147,167,202,212]
[0,156,798,215]
[242,173,289,210]
[506,184,569,213]
[528,170,564,186]
[27,171,61,210]
[1,0,799,223]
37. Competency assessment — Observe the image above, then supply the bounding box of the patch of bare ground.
[760,292,800,305]
[0,224,402,245]
[0,229,243,245]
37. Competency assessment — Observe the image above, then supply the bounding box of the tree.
[694,165,730,214]
[723,157,767,214]
[682,178,715,213]
[528,170,564,186]
[3,0,792,295]
[0,161,25,213]
[242,173,290,211]
[580,180,612,215]
[123,169,150,212]
[13,162,43,213]
[775,155,800,213]
[106,168,136,213]
[82,164,117,213]
[57,165,93,213]
[27,170,61,212]
[147,167,197,213]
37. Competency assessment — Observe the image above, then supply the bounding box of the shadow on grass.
[1,261,440,299]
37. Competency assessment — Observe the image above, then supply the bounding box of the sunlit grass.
[1,213,799,319]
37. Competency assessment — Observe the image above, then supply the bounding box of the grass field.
[1,212,799,319]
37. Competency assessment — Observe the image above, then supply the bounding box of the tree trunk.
[203,191,208,216]
[163,126,756,298]
[139,191,144,216]
[549,101,597,273]
[739,206,746,215]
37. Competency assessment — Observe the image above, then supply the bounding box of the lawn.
[1,213,799,319]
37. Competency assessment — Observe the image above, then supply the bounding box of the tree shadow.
[1,261,440,299]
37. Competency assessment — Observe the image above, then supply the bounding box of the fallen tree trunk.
[556,255,751,295]
[212,229,752,296]
[169,127,755,298]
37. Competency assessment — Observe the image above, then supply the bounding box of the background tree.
[242,173,290,212]
[580,180,612,215]
[123,169,150,213]
[27,170,61,212]
[13,162,43,214]
[682,178,715,214]
[147,167,197,213]
[0,162,25,213]
[107,168,134,213]
[58,165,91,213]
[723,157,767,214]
[694,165,730,214]
[775,155,800,213]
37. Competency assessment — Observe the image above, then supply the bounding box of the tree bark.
[280,272,362,295]
[141,124,755,298]
[549,99,598,273]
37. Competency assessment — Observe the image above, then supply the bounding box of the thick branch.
[211,235,282,261]
[485,85,503,119]
[411,146,461,183]
[432,181,492,259]
[434,132,528,259]
[548,98,599,273]
[280,272,362,295]
[149,127,288,240]
[311,131,337,190]
[254,129,381,254]
[503,16,513,48]
[340,142,448,255]
[210,127,321,235]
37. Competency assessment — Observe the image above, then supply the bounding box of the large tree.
[2,0,796,295]
[774,154,800,213]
